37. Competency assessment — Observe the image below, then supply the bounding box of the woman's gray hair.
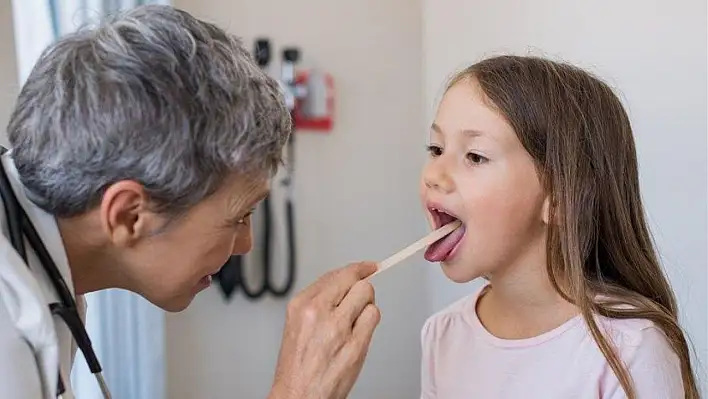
[6,5,291,217]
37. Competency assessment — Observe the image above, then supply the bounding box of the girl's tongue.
[424,222,466,262]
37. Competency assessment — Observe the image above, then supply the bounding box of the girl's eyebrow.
[431,122,485,138]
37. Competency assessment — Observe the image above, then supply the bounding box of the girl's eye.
[466,152,488,165]
[426,145,443,157]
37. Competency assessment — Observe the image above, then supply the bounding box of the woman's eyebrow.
[227,189,270,222]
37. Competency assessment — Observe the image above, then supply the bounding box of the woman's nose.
[423,160,454,193]
[232,228,254,255]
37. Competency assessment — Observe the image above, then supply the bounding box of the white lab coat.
[0,151,84,399]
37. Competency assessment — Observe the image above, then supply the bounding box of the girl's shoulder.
[592,309,679,370]
[594,313,659,346]
[592,314,684,396]
[590,295,673,350]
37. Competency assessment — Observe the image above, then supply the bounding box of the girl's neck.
[476,258,579,340]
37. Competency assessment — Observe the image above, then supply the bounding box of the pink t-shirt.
[420,284,684,398]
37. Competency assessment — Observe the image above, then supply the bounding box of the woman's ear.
[99,180,160,247]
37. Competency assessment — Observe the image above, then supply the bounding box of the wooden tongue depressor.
[370,220,462,278]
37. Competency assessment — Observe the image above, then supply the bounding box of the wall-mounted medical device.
[214,37,335,301]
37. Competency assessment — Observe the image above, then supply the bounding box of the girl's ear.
[542,195,551,225]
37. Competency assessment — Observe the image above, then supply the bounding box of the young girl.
[419,55,699,398]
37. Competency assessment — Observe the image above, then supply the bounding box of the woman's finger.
[315,262,378,307]
[335,280,376,327]
[323,304,381,397]
[351,304,381,351]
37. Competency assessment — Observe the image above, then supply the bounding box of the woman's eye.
[426,145,443,157]
[235,209,256,226]
[466,152,488,165]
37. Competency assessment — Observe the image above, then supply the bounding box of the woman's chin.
[144,287,200,313]
[159,295,195,313]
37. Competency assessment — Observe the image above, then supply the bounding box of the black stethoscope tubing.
[234,129,296,299]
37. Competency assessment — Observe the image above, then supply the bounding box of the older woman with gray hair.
[0,5,379,399]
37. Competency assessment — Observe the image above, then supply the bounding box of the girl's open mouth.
[425,207,466,262]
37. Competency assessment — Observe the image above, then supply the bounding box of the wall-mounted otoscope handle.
[254,38,271,68]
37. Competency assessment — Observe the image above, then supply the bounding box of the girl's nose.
[423,160,454,193]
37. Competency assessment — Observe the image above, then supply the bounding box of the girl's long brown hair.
[448,55,699,398]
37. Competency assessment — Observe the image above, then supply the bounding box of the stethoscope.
[0,149,111,399]
[217,129,297,300]
[213,39,298,301]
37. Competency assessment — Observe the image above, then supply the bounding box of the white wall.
[423,0,708,393]
[167,1,428,398]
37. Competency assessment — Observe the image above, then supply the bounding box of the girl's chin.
[440,261,481,284]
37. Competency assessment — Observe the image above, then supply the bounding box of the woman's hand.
[269,262,381,399]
